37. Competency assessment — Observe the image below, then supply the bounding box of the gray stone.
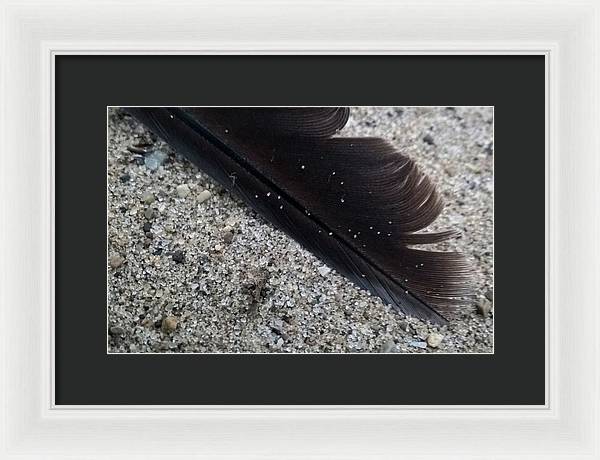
[109,254,124,269]
[197,189,212,204]
[144,207,156,220]
[317,266,331,277]
[161,316,178,333]
[222,226,234,244]
[423,134,435,145]
[141,192,155,204]
[476,298,493,316]
[144,150,167,171]
[109,326,125,335]
[172,250,185,264]
[409,341,427,349]
[426,333,444,348]
[466,163,481,174]
[176,184,190,198]
[380,339,395,353]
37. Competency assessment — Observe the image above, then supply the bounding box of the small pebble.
[317,266,331,277]
[426,333,444,348]
[172,250,185,264]
[119,173,130,183]
[141,192,155,204]
[197,190,212,204]
[398,320,410,333]
[161,316,178,333]
[409,341,427,349]
[466,163,480,174]
[222,227,234,244]
[225,216,238,227]
[380,339,395,353]
[476,298,493,316]
[423,134,435,145]
[143,222,152,233]
[445,166,457,177]
[109,326,125,336]
[176,184,190,198]
[109,254,124,269]
[144,150,167,171]
[144,207,156,220]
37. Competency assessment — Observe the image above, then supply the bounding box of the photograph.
[106,106,494,354]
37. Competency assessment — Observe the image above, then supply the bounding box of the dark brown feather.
[126,107,474,324]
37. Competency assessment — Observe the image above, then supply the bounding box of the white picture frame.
[1,0,598,458]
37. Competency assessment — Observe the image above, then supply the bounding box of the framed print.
[57,55,533,406]
[1,0,599,459]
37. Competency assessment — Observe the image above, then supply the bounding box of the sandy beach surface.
[107,106,494,353]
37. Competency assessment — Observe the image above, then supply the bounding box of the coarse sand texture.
[107,107,494,353]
